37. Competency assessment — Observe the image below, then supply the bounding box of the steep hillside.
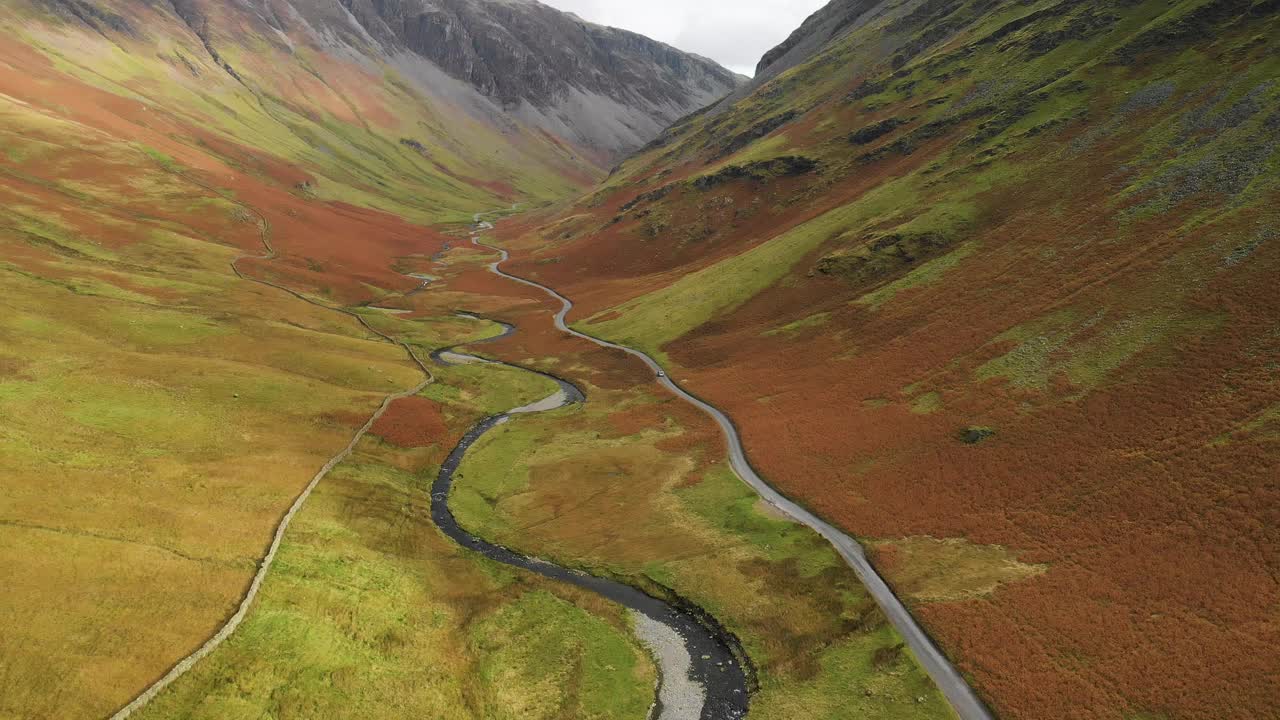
[500,1,1280,718]
[335,0,747,156]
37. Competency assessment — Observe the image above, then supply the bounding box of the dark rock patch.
[692,156,819,191]
[40,0,135,37]
[713,111,799,159]
[848,78,891,102]
[620,185,674,213]
[1109,0,1255,65]
[849,118,910,146]
[958,427,997,445]
[815,230,955,285]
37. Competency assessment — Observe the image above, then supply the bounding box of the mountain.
[35,0,744,162]
[497,1,1280,718]
[334,0,748,156]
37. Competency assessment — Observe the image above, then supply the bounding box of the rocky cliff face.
[344,0,739,107]
[298,0,746,157]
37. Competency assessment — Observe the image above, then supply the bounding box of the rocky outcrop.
[36,0,136,36]
[753,0,881,80]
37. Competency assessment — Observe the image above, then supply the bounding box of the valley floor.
[0,66,959,712]
[113,212,958,720]
[12,2,1275,716]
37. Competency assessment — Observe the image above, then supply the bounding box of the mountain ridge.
[29,0,746,161]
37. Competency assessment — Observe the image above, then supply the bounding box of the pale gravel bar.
[633,609,707,720]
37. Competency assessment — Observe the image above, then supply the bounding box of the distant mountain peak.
[324,0,746,156]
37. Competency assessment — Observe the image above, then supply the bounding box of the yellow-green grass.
[854,241,981,311]
[976,305,1225,390]
[0,128,433,717]
[449,377,954,719]
[748,624,955,720]
[106,287,657,719]
[132,448,655,720]
[360,309,504,355]
[0,19,625,720]
[9,212,653,720]
[574,183,910,362]
[575,175,978,362]
[421,360,562,419]
[764,311,832,337]
[470,590,656,720]
[699,132,798,176]
[910,392,945,415]
[870,537,1048,604]
[0,258,431,715]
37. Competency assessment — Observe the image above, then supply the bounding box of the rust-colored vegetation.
[371,396,448,448]
[498,4,1280,718]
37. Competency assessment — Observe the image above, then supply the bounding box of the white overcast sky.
[540,0,831,76]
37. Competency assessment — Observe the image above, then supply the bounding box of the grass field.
[133,447,655,720]
[0,16,613,715]
[0,110,437,715]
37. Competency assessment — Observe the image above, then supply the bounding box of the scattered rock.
[712,111,798,159]
[849,117,910,145]
[959,426,996,445]
[1118,80,1177,116]
[619,185,674,213]
[1109,0,1255,65]
[691,156,818,191]
[815,230,955,285]
[1223,228,1274,267]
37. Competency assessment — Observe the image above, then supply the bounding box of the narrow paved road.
[471,222,995,720]
[430,337,749,720]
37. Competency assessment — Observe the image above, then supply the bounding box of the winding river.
[428,316,750,719]
[467,220,995,720]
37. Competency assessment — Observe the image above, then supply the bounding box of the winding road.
[470,220,995,720]
[429,324,749,720]
[107,194,989,719]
